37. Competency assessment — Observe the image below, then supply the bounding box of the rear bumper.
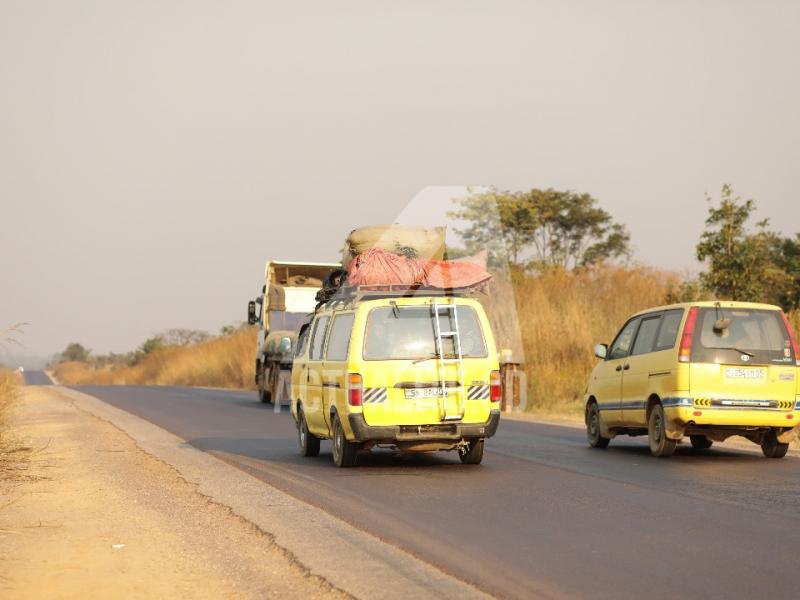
[348,410,501,443]
[665,404,797,429]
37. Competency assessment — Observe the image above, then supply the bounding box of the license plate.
[724,367,765,380]
[404,387,444,399]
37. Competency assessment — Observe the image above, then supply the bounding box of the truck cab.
[248,261,341,404]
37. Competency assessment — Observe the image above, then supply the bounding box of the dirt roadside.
[0,387,345,599]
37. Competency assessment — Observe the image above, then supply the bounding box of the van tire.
[648,404,677,458]
[297,409,320,457]
[459,439,484,464]
[690,435,713,450]
[332,415,358,467]
[761,430,789,459]
[586,402,610,449]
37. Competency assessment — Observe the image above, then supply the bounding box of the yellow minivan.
[290,287,502,467]
[585,301,799,458]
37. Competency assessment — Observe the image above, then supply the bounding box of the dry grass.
[51,267,800,418]
[0,367,21,448]
[485,265,679,413]
[55,328,257,390]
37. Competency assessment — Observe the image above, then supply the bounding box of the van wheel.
[761,430,789,459]
[332,415,358,467]
[690,435,713,450]
[586,402,610,448]
[648,404,677,457]
[297,409,320,457]
[459,439,484,464]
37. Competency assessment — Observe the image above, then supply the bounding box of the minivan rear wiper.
[705,346,755,357]
[413,354,436,364]
[412,353,456,364]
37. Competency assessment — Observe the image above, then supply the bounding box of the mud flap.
[275,370,292,405]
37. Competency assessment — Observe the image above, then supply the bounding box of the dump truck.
[248,261,341,404]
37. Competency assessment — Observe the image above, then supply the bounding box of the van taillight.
[490,370,502,403]
[679,307,699,363]
[348,373,363,406]
[780,312,800,366]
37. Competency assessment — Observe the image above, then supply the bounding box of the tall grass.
[52,266,800,417]
[486,265,678,413]
[0,368,21,442]
[55,328,257,390]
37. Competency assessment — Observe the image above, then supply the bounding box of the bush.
[55,329,257,390]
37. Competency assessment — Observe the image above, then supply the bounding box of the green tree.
[61,342,90,363]
[449,187,630,269]
[448,188,537,266]
[523,189,630,268]
[696,184,776,301]
[140,337,163,356]
[773,234,800,310]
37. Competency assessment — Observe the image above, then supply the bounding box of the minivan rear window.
[364,305,486,360]
[692,308,795,365]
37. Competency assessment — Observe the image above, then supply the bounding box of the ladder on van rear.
[431,300,466,421]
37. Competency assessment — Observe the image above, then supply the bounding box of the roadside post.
[499,349,524,412]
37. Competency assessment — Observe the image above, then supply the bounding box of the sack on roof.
[342,225,446,269]
[347,248,491,289]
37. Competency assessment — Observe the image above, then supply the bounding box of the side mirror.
[247,301,258,325]
[594,343,608,360]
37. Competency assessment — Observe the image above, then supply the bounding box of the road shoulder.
[1,386,342,599]
[42,386,490,600]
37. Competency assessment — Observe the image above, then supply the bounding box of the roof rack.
[316,283,477,309]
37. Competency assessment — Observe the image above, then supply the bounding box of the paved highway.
[30,378,800,599]
[22,370,52,385]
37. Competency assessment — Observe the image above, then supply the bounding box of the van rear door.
[689,308,797,407]
[360,302,490,426]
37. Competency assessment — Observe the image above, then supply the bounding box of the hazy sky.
[2,0,799,360]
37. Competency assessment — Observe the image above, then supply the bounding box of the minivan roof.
[631,300,783,318]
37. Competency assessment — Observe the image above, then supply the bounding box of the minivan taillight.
[490,370,502,403]
[679,307,699,363]
[348,373,363,406]
[780,312,800,366]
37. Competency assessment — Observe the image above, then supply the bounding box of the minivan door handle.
[616,365,623,372]
[623,363,630,370]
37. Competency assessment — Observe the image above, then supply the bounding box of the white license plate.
[404,387,444,399]
[724,367,765,380]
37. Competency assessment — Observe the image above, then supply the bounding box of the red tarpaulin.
[347,248,492,289]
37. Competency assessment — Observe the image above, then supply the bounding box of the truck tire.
[648,403,677,458]
[259,364,272,404]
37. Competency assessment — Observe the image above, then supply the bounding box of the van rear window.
[364,305,487,360]
[692,308,795,365]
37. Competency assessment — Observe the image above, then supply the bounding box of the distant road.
[23,370,53,385]
[69,384,800,600]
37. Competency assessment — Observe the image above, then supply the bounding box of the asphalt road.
[22,370,52,385]
[43,381,800,599]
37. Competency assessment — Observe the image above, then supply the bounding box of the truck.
[248,260,341,404]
